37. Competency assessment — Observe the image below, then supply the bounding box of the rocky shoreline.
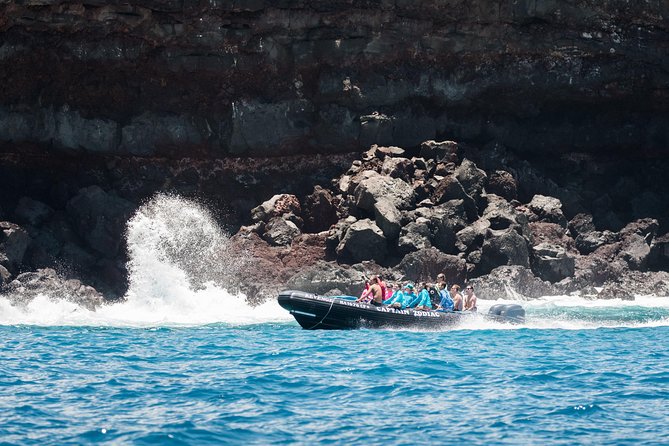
[1,139,669,307]
[231,141,669,303]
[0,1,668,308]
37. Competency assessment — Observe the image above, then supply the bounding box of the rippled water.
[2,195,668,444]
[2,317,669,445]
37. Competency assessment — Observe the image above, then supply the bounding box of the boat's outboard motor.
[488,304,525,323]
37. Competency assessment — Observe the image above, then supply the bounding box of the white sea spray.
[0,194,291,327]
[0,194,667,329]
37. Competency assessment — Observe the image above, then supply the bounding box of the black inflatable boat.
[278,290,525,330]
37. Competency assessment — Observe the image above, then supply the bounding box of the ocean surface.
[1,195,668,445]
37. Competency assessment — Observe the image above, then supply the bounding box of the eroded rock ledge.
[0,0,667,157]
[0,1,668,305]
[1,140,668,305]
[232,143,669,302]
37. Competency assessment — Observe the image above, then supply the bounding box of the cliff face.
[0,0,667,158]
[0,1,668,300]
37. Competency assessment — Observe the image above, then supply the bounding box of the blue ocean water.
[2,196,668,445]
[2,320,669,445]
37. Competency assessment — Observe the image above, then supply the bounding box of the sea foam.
[0,194,667,329]
[0,194,291,327]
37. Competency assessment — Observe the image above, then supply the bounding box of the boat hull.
[278,290,472,330]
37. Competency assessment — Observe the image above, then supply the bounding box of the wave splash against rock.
[125,193,242,300]
[0,194,288,326]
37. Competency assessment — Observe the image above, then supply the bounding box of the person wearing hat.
[406,282,433,310]
[383,283,416,309]
[427,281,441,308]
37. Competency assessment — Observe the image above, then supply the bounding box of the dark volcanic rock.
[336,219,387,263]
[397,247,466,285]
[229,231,330,303]
[481,194,529,234]
[286,261,367,297]
[2,268,104,311]
[0,1,667,159]
[432,175,478,220]
[251,194,302,224]
[531,242,576,282]
[0,221,30,271]
[619,233,652,271]
[364,144,406,160]
[455,159,487,200]
[373,198,402,239]
[66,186,134,258]
[381,157,415,182]
[263,217,301,247]
[0,265,11,286]
[413,200,469,254]
[469,265,559,299]
[351,170,415,212]
[479,228,530,275]
[616,219,658,270]
[529,222,575,250]
[419,140,459,163]
[597,283,634,301]
[455,219,490,253]
[620,218,659,241]
[14,197,53,227]
[651,233,669,270]
[302,186,339,233]
[575,230,617,255]
[487,170,518,201]
[527,195,567,228]
[568,213,597,238]
[397,220,432,255]
[563,219,660,292]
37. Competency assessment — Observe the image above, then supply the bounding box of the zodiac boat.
[278,290,525,330]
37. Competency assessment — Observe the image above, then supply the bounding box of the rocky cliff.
[0,0,667,157]
[0,1,668,302]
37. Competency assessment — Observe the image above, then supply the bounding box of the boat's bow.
[278,290,355,329]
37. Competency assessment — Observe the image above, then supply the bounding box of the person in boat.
[384,283,416,309]
[434,273,448,304]
[435,282,454,312]
[377,275,388,301]
[407,282,433,310]
[427,281,441,309]
[358,279,372,302]
[357,275,384,305]
[451,284,464,311]
[385,283,399,300]
[464,284,478,312]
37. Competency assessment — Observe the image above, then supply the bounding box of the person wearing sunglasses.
[464,285,477,312]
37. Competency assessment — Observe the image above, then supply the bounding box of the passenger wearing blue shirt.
[383,286,401,305]
[407,282,432,310]
[384,283,416,309]
[383,288,399,307]
[435,282,454,311]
